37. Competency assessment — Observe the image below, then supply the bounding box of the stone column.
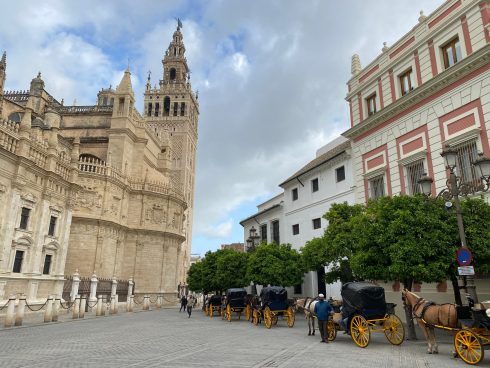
[156,294,162,309]
[79,296,86,319]
[89,272,98,309]
[96,295,103,316]
[70,270,80,302]
[72,294,80,319]
[127,278,134,308]
[110,278,117,314]
[114,294,119,314]
[4,295,16,328]
[52,296,60,322]
[44,295,53,323]
[143,295,149,311]
[128,295,134,312]
[15,294,26,326]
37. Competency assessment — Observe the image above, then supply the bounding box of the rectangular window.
[405,159,425,195]
[442,38,461,69]
[368,175,385,199]
[292,188,298,201]
[366,94,377,116]
[19,207,30,230]
[13,250,24,273]
[292,224,299,235]
[312,218,321,230]
[294,284,302,294]
[336,166,346,182]
[455,140,479,186]
[43,254,52,275]
[311,178,319,192]
[48,216,57,236]
[399,68,414,96]
[272,220,280,244]
[260,224,267,242]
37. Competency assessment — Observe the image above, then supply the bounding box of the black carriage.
[205,294,223,318]
[223,288,250,322]
[327,282,404,348]
[252,286,295,329]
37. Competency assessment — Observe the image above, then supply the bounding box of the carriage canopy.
[341,282,387,320]
[208,294,222,306]
[260,286,288,310]
[226,288,247,308]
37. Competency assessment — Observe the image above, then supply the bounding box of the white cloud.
[231,52,249,76]
[201,219,233,239]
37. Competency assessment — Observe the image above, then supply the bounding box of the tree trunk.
[402,279,417,340]
[450,270,462,306]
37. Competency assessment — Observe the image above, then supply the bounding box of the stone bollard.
[96,295,103,316]
[156,294,162,309]
[128,295,134,312]
[4,295,16,328]
[114,294,119,314]
[70,270,80,302]
[72,294,80,319]
[110,295,116,315]
[143,295,150,311]
[88,272,98,311]
[52,296,60,322]
[44,295,53,323]
[79,296,86,319]
[15,294,26,326]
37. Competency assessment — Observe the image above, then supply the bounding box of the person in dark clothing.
[314,293,333,343]
[179,295,188,312]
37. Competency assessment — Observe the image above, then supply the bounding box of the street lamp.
[246,226,260,252]
[417,146,490,305]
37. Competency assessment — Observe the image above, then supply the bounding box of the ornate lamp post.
[246,226,261,295]
[418,146,490,305]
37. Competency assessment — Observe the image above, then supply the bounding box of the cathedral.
[0,24,198,301]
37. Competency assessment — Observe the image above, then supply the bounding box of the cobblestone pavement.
[0,308,488,368]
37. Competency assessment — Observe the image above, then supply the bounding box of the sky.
[0,0,440,256]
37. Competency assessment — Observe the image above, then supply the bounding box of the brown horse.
[296,297,319,336]
[402,289,458,354]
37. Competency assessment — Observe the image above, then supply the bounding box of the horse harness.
[411,297,454,327]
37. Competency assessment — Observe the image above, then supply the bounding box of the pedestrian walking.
[314,293,333,343]
[179,295,188,312]
[187,295,193,318]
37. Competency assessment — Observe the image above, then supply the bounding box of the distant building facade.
[0,25,198,302]
[240,137,355,298]
[221,243,245,252]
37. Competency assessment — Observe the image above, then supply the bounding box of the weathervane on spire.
[176,18,183,30]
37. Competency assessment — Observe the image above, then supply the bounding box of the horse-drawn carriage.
[223,288,251,322]
[252,286,295,329]
[327,282,405,348]
[205,294,223,318]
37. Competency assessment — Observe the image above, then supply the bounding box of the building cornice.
[342,45,490,141]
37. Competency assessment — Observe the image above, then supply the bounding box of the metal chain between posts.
[87,299,98,309]
[149,296,158,304]
[25,299,48,312]
[59,300,74,310]
[132,296,143,305]
[0,300,10,311]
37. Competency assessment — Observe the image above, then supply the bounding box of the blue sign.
[456,248,473,266]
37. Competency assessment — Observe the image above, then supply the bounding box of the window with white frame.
[368,174,385,199]
[454,140,479,185]
[311,178,319,192]
[405,159,425,195]
[292,188,298,201]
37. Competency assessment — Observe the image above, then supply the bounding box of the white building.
[240,137,355,298]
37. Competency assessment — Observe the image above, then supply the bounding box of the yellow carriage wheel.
[383,314,405,345]
[454,329,484,365]
[252,309,259,325]
[209,306,213,318]
[245,304,251,321]
[350,315,370,348]
[226,304,232,322]
[327,320,337,341]
[219,306,223,317]
[264,307,273,329]
[286,306,295,328]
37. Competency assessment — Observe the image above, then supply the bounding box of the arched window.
[180,103,186,116]
[169,68,176,81]
[155,103,160,117]
[173,48,177,56]
[7,112,22,123]
[148,103,153,116]
[164,97,170,116]
[173,102,178,116]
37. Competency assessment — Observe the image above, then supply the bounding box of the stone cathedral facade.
[0,25,198,302]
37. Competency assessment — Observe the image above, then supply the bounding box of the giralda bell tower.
[143,21,199,286]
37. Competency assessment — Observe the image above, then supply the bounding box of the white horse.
[296,297,318,336]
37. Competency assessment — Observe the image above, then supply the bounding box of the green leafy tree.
[216,249,249,290]
[246,243,305,287]
[187,260,204,293]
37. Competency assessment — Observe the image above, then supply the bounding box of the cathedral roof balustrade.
[0,119,19,153]
[60,105,113,115]
[4,90,29,103]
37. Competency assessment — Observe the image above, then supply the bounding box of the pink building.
[343,0,490,203]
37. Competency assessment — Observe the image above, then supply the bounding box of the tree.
[187,261,204,293]
[246,243,305,287]
[216,249,249,290]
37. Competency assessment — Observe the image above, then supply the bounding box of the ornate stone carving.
[145,204,167,225]
[75,190,102,210]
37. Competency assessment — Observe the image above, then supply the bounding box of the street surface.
[0,307,487,368]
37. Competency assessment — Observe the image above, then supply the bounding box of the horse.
[402,289,458,354]
[247,294,261,324]
[296,297,319,336]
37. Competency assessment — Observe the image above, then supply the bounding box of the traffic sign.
[458,265,475,276]
[456,248,473,266]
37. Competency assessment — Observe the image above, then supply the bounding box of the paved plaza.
[0,308,488,368]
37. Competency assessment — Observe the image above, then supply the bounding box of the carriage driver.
[314,294,333,343]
